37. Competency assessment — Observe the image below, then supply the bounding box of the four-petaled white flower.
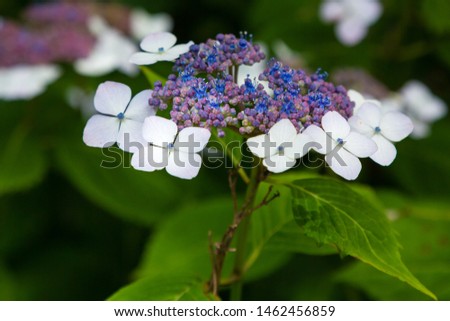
[129,32,194,65]
[304,111,377,180]
[131,116,211,179]
[0,64,60,101]
[83,81,154,151]
[75,16,138,77]
[349,101,413,166]
[247,119,310,173]
[320,0,382,46]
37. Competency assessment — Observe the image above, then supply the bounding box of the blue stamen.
[375,126,381,133]
[337,138,344,145]
[158,47,164,52]
[117,112,125,120]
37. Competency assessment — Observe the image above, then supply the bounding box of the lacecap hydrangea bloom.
[83,32,413,180]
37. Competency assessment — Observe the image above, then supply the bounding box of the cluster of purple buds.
[23,2,90,25]
[173,32,266,75]
[150,34,354,137]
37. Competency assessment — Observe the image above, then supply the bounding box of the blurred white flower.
[83,81,154,151]
[66,86,95,118]
[129,32,193,65]
[130,9,173,40]
[304,111,377,180]
[399,80,447,138]
[0,64,60,101]
[75,16,138,77]
[349,102,413,166]
[320,0,382,46]
[131,116,210,180]
[247,119,310,173]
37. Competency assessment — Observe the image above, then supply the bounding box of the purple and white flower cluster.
[83,31,414,181]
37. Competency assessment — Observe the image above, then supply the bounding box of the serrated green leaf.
[337,215,450,300]
[273,177,436,299]
[245,182,336,271]
[0,129,46,195]
[109,275,213,301]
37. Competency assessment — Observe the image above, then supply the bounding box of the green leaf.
[140,66,166,88]
[109,275,213,301]
[337,214,450,300]
[421,0,450,34]
[272,176,436,300]
[0,128,46,195]
[245,182,336,271]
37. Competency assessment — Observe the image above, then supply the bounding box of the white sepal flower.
[83,81,154,151]
[130,9,173,40]
[75,16,138,77]
[320,0,382,46]
[247,119,310,173]
[129,32,194,65]
[0,64,60,101]
[349,102,413,166]
[131,116,210,180]
[304,111,377,180]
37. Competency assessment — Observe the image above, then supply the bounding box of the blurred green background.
[1,0,449,300]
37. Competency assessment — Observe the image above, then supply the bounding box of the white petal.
[174,127,211,153]
[320,1,344,22]
[166,151,202,179]
[263,154,296,173]
[303,125,329,155]
[336,19,367,46]
[166,41,194,57]
[380,112,413,142]
[344,132,377,158]
[269,119,298,147]
[247,134,273,158]
[140,32,177,53]
[284,133,312,159]
[348,115,374,137]
[355,102,382,128]
[125,89,155,121]
[83,115,119,148]
[142,116,178,147]
[129,52,159,65]
[370,135,397,166]
[131,145,167,172]
[117,119,147,153]
[321,111,350,141]
[94,81,131,115]
[348,89,365,111]
[325,147,362,181]
[421,98,447,122]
